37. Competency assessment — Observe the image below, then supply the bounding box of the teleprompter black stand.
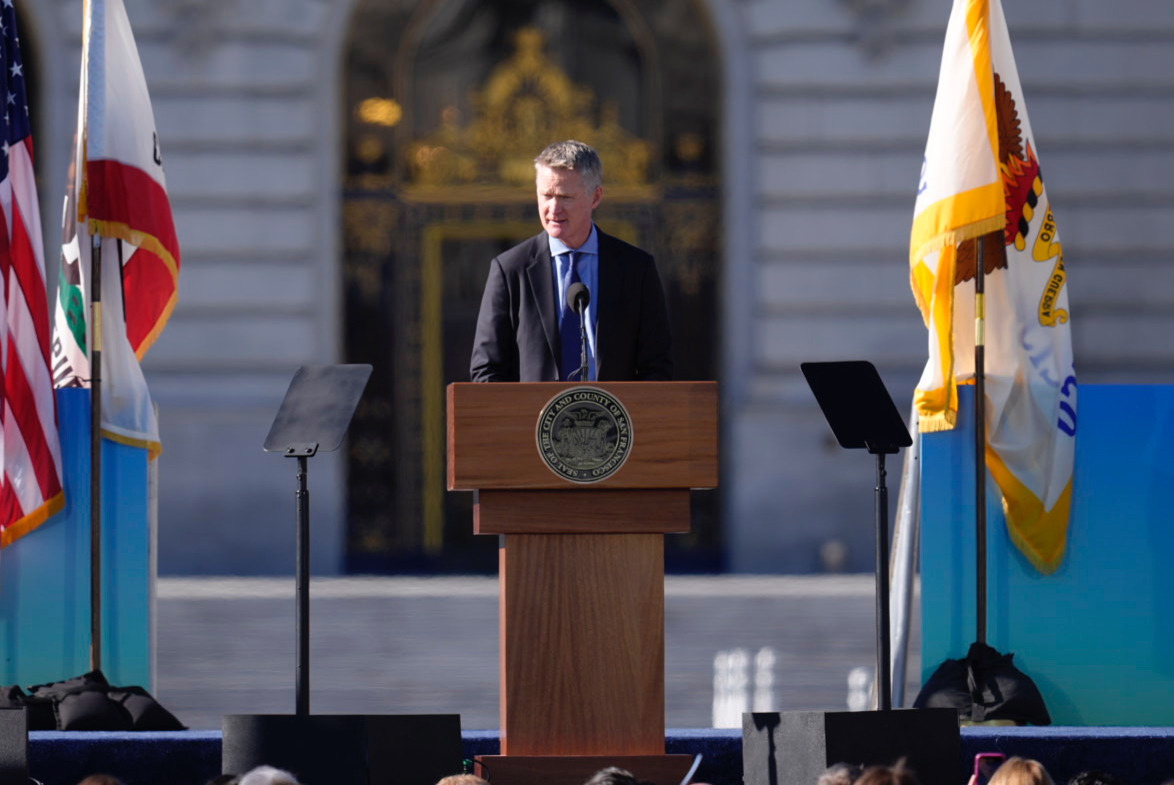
[263,364,374,718]
[802,360,912,710]
[223,365,462,785]
[742,362,959,785]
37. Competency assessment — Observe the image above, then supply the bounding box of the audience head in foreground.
[819,763,864,785]
[1068,773,1125,785]
[584,767,652,785]
[989,757,1056,785]
[237,766,300,785]
[435,776,490,785]
[854,759,919,785]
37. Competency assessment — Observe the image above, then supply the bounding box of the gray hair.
[534,140,603,191]
[238,766,300,785]
[583,767,641,785]
[819,763,863,785]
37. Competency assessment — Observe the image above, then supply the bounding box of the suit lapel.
[525,239,559,370]
[596,230,624,380]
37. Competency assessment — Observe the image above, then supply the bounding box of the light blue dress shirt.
[549,225,599,381]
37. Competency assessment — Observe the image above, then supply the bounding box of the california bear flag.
[53,0,181,455]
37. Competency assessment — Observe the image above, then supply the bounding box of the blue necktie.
[560,252,583,381]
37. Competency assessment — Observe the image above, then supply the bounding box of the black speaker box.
[743,709,960,785]
[0,708,26,785]
[223,714,463,785]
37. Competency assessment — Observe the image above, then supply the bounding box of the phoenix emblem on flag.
[912,0,1077,573]
[955,72,1043,284]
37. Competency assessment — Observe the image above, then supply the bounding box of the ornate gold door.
[342,0,721,571]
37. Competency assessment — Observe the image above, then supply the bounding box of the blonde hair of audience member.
[237,766,300,785]
[77,776,125,785]
[435,775,489,785]
[855,759,919,785]
[989,757,1056,785]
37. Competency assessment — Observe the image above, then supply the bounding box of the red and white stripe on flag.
[0,2,65,546]
[50,0,180,456]
[80,0,181,359]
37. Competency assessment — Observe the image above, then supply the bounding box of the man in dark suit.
[470,140,673,382]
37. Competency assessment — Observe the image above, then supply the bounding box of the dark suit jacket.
[470,229,673,382]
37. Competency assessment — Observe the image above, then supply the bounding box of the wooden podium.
[447,382,718,785]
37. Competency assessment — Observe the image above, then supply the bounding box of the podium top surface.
[447,382,718,490]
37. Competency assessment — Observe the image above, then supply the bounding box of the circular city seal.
[535,386,634,483]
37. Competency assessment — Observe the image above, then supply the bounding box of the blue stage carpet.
[29,727,1174,785]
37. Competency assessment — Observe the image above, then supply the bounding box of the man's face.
[536,165,602,249]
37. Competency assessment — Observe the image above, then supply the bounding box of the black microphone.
[566,282,590,314]
[565,283,591,380]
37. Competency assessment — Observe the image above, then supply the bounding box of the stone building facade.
[18,0,1174,574]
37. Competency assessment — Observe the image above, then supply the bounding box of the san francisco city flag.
[0,2,65,546]
[910,0,1076,573]
[52,0,180,456]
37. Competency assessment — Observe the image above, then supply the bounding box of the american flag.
[0,0,65,546]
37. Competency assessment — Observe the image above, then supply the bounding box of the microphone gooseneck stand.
[578,300,589,382]
[566,282,592,382]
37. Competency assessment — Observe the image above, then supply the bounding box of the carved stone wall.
[18,0,1174,575]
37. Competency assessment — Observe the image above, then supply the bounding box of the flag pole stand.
[89,232,103,673]
[912,234,1051,726]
